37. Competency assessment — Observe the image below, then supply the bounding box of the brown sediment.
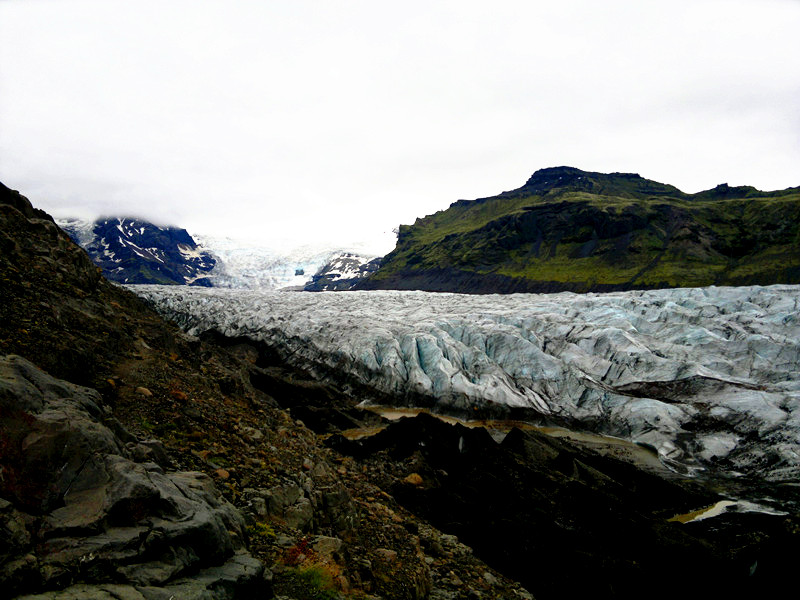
[362,405,670,475]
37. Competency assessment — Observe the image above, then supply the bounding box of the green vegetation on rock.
[360,167,800,293]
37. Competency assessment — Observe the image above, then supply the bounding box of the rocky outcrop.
[1,187,102,295]
[355,265,634,294]
[0,355,270,599]
[58,217,215,286]
[330,413,800,599]
[0,182,56,222]
[1,190,160,389]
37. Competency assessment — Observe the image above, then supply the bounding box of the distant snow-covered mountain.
[58,217,216,286]
[191,235,333,290]
[58,218,383,290]
[192,235,382,291]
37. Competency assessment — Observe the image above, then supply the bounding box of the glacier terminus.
[133,284,800,483]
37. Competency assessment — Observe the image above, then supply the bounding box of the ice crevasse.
[132,284,800,480]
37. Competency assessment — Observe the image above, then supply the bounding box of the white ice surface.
[132,284,800,478]
[56,217,97,247]
[192,234,379,290]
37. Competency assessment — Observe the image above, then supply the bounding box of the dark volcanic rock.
[0,355,270,599]
[1,196,139,387]
[519,166,686,197]
[59,217,215,286]
[0,182,56,222]
[1,185,101,294]
[0,184,271,598]
[356,265,648,294]
[330,413,800,599]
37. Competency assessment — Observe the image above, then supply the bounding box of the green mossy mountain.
[359,167,800,293]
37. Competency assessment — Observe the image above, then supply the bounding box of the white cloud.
[1,0,798,253]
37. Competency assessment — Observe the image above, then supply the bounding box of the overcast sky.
[1,0,798,253]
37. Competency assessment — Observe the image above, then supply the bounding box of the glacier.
[192,234,381,290]
[57,219,383,290]
[132,284,800,480]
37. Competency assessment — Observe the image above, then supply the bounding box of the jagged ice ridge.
[132,285,800,480]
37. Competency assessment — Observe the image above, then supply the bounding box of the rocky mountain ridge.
[58,217,216,286]
[60,218,381,291]
[359,167,800,294]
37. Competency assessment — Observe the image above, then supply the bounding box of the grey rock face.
[16,554,269,600]
[284,497,314,531]
[243,475,356,538]
[0,355,267,599]
[133,284,800,480]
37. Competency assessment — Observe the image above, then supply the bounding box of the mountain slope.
[60,220,384,290]
[0,182,533,599]
[58,217,216,285]
[359,166,800,293]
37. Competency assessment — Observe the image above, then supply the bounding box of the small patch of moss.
[247,521,276,541]
[276,564,340,600]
